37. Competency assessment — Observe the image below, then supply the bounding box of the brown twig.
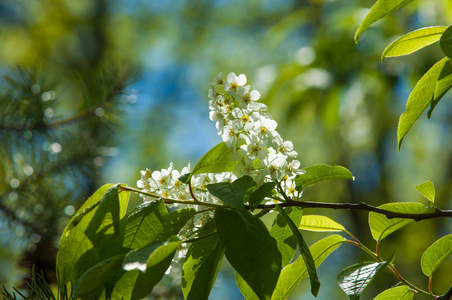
[254,201,452,221]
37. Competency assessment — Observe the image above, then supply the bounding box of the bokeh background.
[1,0,452,299]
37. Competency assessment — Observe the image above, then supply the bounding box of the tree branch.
[436,285,452,300]
[256,201,452,221]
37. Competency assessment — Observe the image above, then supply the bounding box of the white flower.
[238,85,261,108]
[252,116,277,141]
[223,72,247,93]
[212,72,223,85]
[265,149,288,180]
[273,135,298,158]
[241,134,268,160]
[221,120,242,148]
[150,163,174,191]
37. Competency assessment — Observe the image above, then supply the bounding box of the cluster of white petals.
[137,72,305,276]
[208,72,304,187]
[137,72,305,207]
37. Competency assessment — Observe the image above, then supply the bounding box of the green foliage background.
[1,0,452,298]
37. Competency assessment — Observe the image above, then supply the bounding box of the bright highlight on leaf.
[337,261,389,300]
[414,181,435,204]
[421,234,452,277]
[373,285,414,300]
[382,26,447,59]
[294,164,354,191]
[299,215,346,232]
[368,202,428,241]
[122,238,181,272]
[355,0,414,42]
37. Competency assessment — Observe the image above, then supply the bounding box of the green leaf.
[236,272,259,300]
[295,164,354,192]
[382,26,447,59]
[215,207,281,300]
[299,215,346,232]
[162,207,197,238]
[355,0,413,42]
[179,172,191,184]
[190,142,236,179]
[429,59,452,118]
[207,175,255,209]
[337,261,389,300]
[122,200,167,249]
[248,182,276,211]
[440,25,452,59]
[182,220,224,300]
[421,234,452,276]
[397,57,450,151]
[368,202,428,241]
[107,253,174,299]
[122,237,180,272]
[373,286,414,300]
[57,184,115,287]
[74,254,124,298]
[275,205,320,296]
[272,235,344,300]
[414,181,435,204]
[270,206,302,267]
[84,185,127,251]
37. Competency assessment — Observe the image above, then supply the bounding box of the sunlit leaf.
[373,286,414,300]
[382,26,447,59]
[107,253,173,299]
[189,142,236,180]
[270,206,302,266]
[275,205,320,296]
[421,234,452,276]
[57,184,114,288]
[182,220,224,300]
[355,0,413,42]
[207,175,255,209]
[85,185,128,250]
[299,215,346,232]
[337,261,388,300]
[368,202,428,241]
[215,207,281,300]
[398,58,450,151]
[295,164,354,192]
[414,181,435,204]
[122,238,180,272]
[440,25,452,59]
[429,59,452,118]
[272,235,344,300]
[121,200,167,250]
[236,272,259,300]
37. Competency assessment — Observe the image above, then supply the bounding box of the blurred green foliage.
[1,0,452,298]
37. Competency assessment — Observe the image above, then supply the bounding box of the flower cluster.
[137,72,304,206]
[136,72,305,279]
[208,72,303,186]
